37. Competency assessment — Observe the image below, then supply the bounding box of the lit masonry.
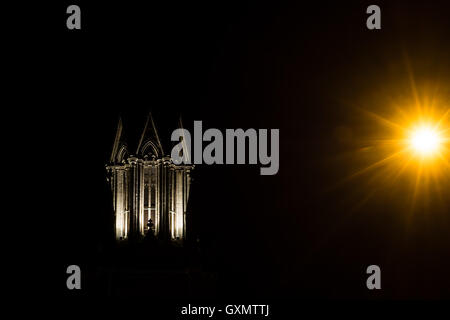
[106,113,193,243]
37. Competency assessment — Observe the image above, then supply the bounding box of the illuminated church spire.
[106,113,193,244]
[136,112,164,158]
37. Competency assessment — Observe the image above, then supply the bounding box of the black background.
[17,0,450,302]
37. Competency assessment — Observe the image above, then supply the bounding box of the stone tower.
[106,113,193,243]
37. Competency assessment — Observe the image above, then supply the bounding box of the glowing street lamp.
[408,125,442,158]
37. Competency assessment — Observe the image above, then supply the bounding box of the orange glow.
[333,80,450,214]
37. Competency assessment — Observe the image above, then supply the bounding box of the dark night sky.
[18,0,450,300]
